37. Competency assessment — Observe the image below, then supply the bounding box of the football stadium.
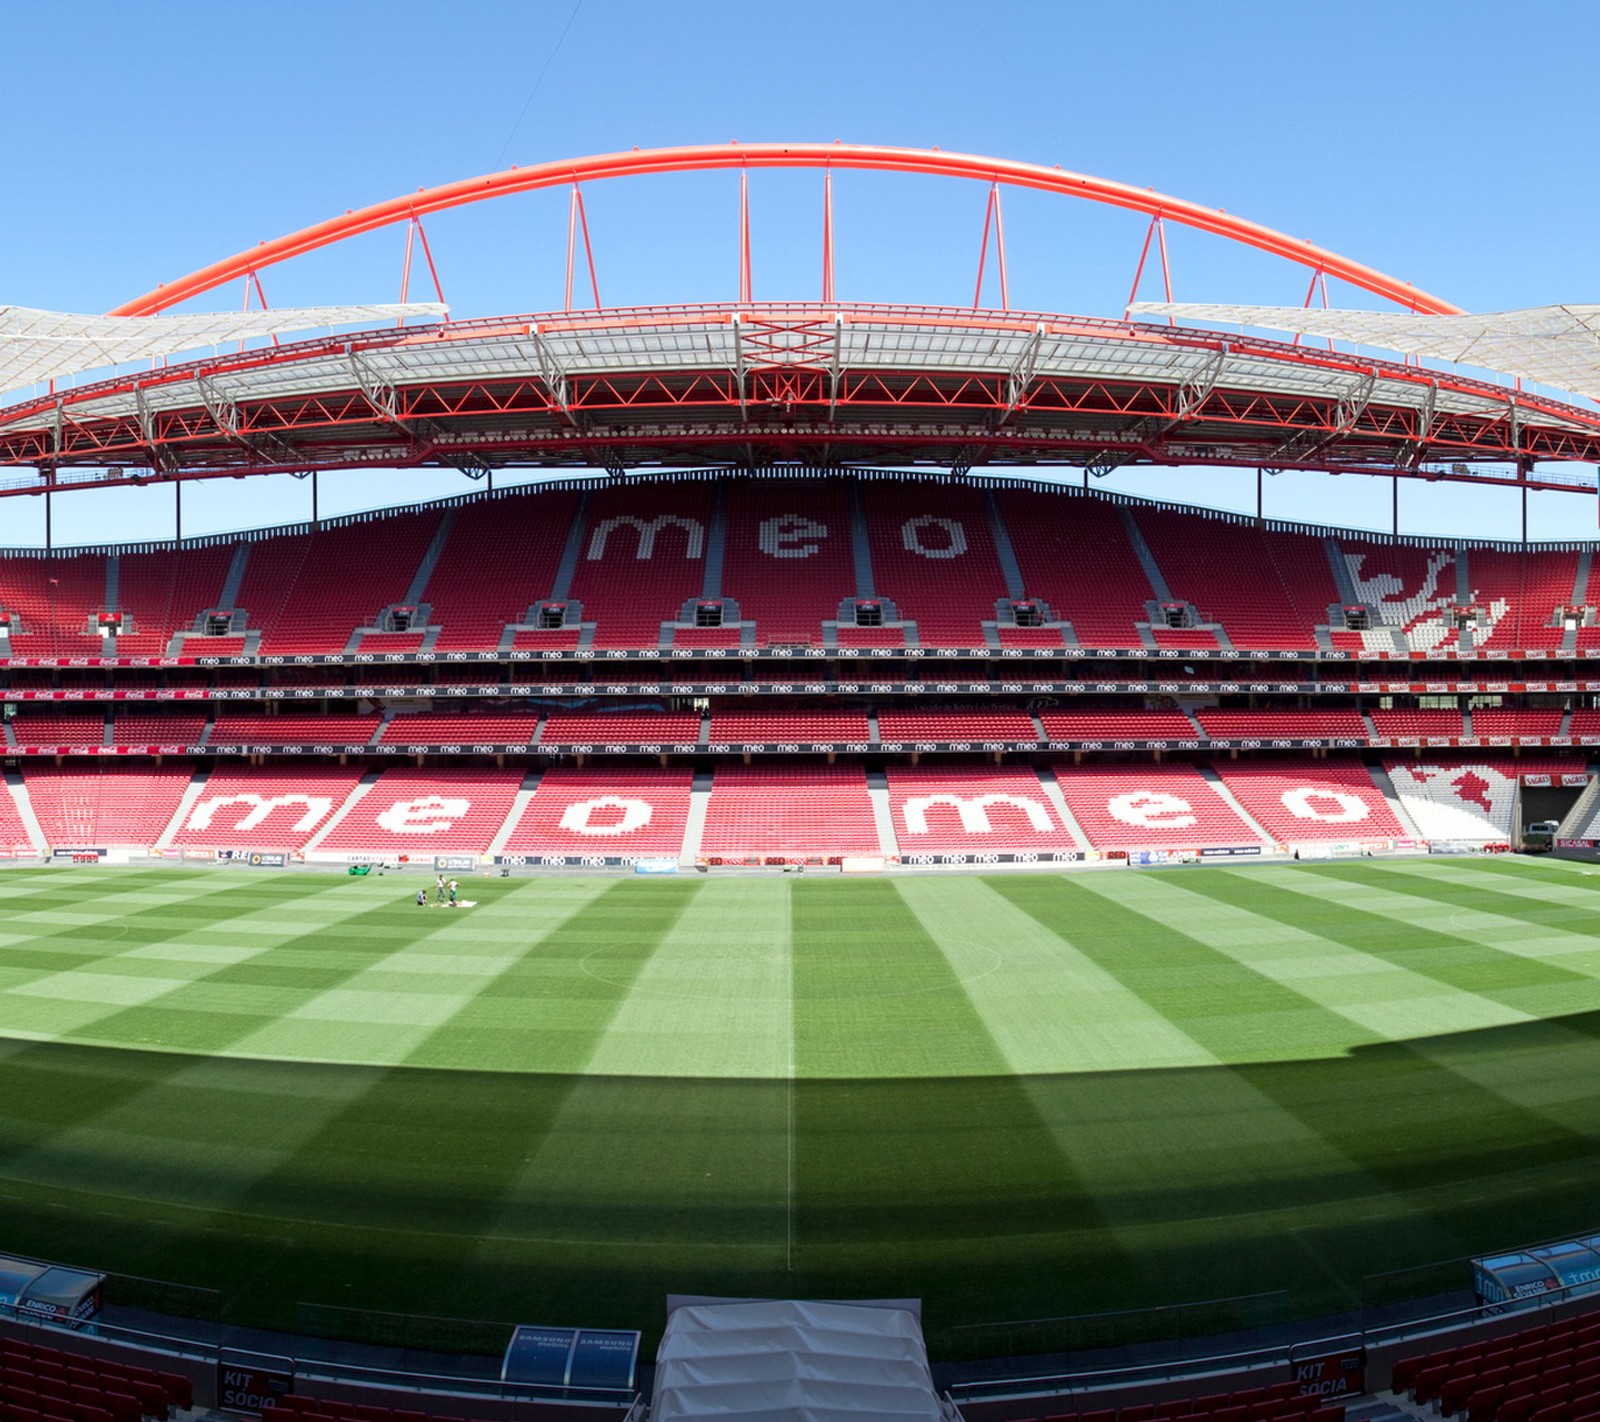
[7,14,1600,1418]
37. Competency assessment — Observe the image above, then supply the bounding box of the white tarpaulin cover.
[651,1299,948,1421]
[1129,302,1600,403]
[0,303,447,398]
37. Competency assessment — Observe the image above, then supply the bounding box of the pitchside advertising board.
[217,1350,294,1412]
[1288,1338,1367,1398]
[205,849,289,867]
[500,1325,641,1391]
[1131,847,1264,866]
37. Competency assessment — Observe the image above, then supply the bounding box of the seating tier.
[887,765,1081,852]
[700,763,881,858]
[502,766,693,856]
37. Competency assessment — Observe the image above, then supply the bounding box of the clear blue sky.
[4,0,1598,547]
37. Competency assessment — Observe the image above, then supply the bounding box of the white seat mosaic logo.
[558,797,654,836]
[901,793,1053,835]
[186,793,333,833]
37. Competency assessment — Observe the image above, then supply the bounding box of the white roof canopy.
[0,303,447,398]
[1129,303,1600,403]
[651,1299,951,1422]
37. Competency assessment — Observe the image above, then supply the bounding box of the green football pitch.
[1,858,1599,1356]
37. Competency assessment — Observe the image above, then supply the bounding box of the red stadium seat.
[1136,509,1336,650]
[721,478,857,647]
[1054,762,1265,851]
[501,766,692,858]
[887,765,1081,853]
[859,483,1007,647]
[157,1368,194,1410]
[1445,1366,1509,1415]
[171,763,366,851]
[998,491,1151,647]
[1413,1362,1454,1404]
[701,763,881,859]
[1213,760,1404,844]
[315,766,524,855]
[424,489,582,651]
[567,484,715,649]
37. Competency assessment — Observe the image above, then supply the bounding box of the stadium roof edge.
[1131,302,1600,406]
[3,304,1594,500]
[0,302,447,397]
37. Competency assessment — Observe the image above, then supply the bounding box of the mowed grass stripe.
[0,879,624,1289]
[1417,855,1600,888]
[1054,871,1549,1269]
[0,871,337,983]
[1138,867,1600,1197]
[0,871,351,951]
[1320,862,1600,979]
[0,867,226,921]
[198,882,635,1257]
[60,883,499,1056]
[1404,1004,1600,1143]
[1289,861,1600,967]
[0,880,707,1272]
[791,879,1021,1079]
[988,872,1599,1200]
[463,878,796,1275]
[1105,873,1600,1289]
[1097,869,1521,1044]
[1368,856,1600,927]
[989,874,1366,1061]
[0,874,366,1042]
[228,878,617,1066]
[1203,865,1598,1015]
[893,876,1218,1074]
[1315,862,1600,1137]
[0,880,538,1213]
[3,868,1600,1339]
[583,877,793,1079]
[980,875,1446,1220]
[404,877,702,1074]
[891,875,1369,1287]
[790,879,1128,1268]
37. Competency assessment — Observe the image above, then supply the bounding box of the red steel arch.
[110,142,1460,318]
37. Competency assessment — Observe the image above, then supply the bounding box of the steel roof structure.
[0,302,446,399]
[2,143,1594,503]
[1130,303,1600,404]
[1,303,1596,498]
[108,142,1460,319]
